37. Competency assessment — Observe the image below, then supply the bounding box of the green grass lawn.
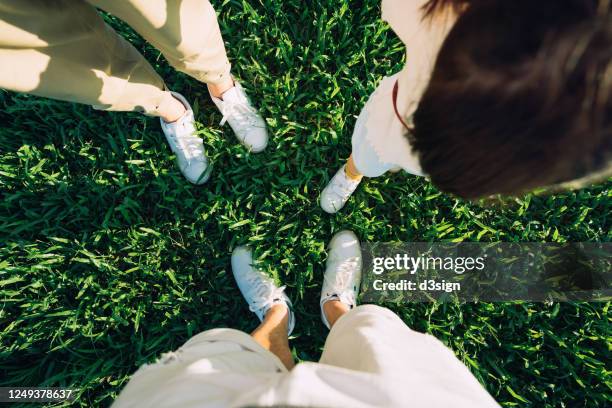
[0,0,610,406]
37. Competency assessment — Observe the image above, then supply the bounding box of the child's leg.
[320,158,364,214]
[345,155,364,181]
[320,74,400,214]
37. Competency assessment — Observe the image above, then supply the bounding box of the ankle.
[323,300,349,328]
[344,164,363,181]
[159,96,187,123]
[251,304,294,370]
[265,303,289,324]
[251,305,288,338]
[208,77,235,99]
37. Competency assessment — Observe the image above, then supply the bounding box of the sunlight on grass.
[0,1,610,406]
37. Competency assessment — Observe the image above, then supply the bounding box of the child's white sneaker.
[210,82,268,153]
[231,246,295,335]
[320,230,362,329]
[160,92,211,185]
[320,165,362,214]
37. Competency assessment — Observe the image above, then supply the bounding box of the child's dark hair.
[410,0,611,199]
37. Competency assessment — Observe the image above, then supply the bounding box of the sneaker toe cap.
[181,160,211,185]
[243,127,268,153]
[330,230,361,253]
[320,199,339,214]
[320,189,343,214]
[231,246,253,272]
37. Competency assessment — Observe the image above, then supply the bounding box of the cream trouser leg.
[319,305,499,406]
[0,0,231,116]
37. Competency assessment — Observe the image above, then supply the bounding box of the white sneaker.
[210,82,268,153]
[231,246,295,335]
[160,92,211,184]
[320,165,362,214]
[320,230,362,329]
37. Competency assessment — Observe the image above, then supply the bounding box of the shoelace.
[247,273,287,316]
[219,97,261,129]
[173,114,205,161]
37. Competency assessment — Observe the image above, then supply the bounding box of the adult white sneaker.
[210,82,268,153]
[160,92,211,184]
[320,230,362,329]
[320,165,362,214]
[231,246,296,335]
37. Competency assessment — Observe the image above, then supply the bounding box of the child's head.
[411,0,611,199]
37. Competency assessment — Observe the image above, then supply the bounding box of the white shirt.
[351,0,457,178]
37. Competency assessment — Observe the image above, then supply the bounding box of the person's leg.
[322,299,349,328]
[88,0,269,152]
[0,0,211,183]
[87,0,232,94]
[231,246,296,370]
[317,231,499,406]
[0,0,184,121]
[320,305,499,407]
[320,75,403,214]
[318,231,448,373]
[0,0,211,184]
[250,304,294,370]
[319,230,362,328]
[319,161,363,213]
[345,155,364,181]
[113,327,289,407]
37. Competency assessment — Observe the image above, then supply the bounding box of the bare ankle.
[251,304,294,370]
[345,157,364,180]
[159,96,187,123]
[323,300,349,328]
[265,304,289,327]
[208,77,235,99]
